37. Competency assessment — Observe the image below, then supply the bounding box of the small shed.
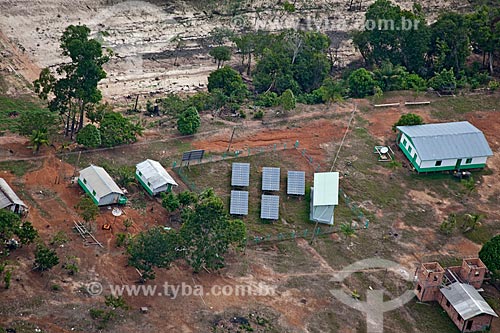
[397,121,493,173]
[78,165,126,206]
[0,178,27,214]
[310,172,339,225]
[136,159,178,196]
[439,282,498,332]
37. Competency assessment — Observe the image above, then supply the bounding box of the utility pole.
[226,127,236,152]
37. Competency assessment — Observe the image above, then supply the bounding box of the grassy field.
[0,95,48,135]
[179,149,359,237]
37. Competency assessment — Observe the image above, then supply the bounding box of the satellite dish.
[380,147,389,154]
[112,208,123,217]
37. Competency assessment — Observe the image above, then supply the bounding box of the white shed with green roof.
[78,165,127,206]
[397,121,493,173]
[136,159,178,196]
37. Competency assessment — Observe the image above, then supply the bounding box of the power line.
[330,102,357,172]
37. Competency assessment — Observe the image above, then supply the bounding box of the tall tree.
[468,6,500,74]
[429,12,470,73]
[209,46,232,69]
[352,0,430,75]
[34,25,109,139]
[232,33,255,75]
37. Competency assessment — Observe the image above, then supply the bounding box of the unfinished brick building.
[415,258,498,332]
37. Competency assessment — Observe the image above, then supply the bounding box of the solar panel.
[287,171,305,195]
[262,167,280,191]
[230,191,249,215]
[231,163,250,187]
[261,195,279,220]
[182,150,205,162]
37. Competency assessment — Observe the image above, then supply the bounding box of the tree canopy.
[209,46,232,69]
[99,112,143,147]
[179,189,246,273]
[252,30,330,94]
[348,68,378,98]
[479,235,500,280]
[76,124,101,148]
[127,189,247,279]
[177,107,201,135]
[127,227,181,281]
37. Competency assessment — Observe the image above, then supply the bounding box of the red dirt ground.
[192,119,346,164]
[0,100,499,332]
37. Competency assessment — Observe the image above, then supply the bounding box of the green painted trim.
[418,163,487,172]
[135,173,154,196]
[77,179,99,205]
[399,142,421,170]
[398,145,487,172]
[399,131,416,147]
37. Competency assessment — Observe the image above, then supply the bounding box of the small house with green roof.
[396,121,493,173]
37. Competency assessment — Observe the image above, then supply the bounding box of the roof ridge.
[90,165,119,192]
[0,178,22,204]
[412,131,481,138]
[460,283,483,313]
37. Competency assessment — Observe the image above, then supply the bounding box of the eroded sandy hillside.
[0,0,470,99]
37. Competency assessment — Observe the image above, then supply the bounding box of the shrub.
[392,113,424,131]
[255,92,279,107]
[177,107,201,135]
[348,68,377,98]
[280,89,296,111]
[99,112,143,147]
[428,68,456,92]
[297,91,323,105]
[253,110,264,119]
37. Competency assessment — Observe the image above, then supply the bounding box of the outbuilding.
[310,172,339,225]
[78,165,127,206]
[0,178,28,214]
[397,121,493,173]
[135,159,178,196]
[439,282,498,332]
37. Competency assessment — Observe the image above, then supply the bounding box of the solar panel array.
[262,167,280,191]
[231,163,250,187]
[287,171,305,195]
[261,195,280,220]
[230,190,249,215]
